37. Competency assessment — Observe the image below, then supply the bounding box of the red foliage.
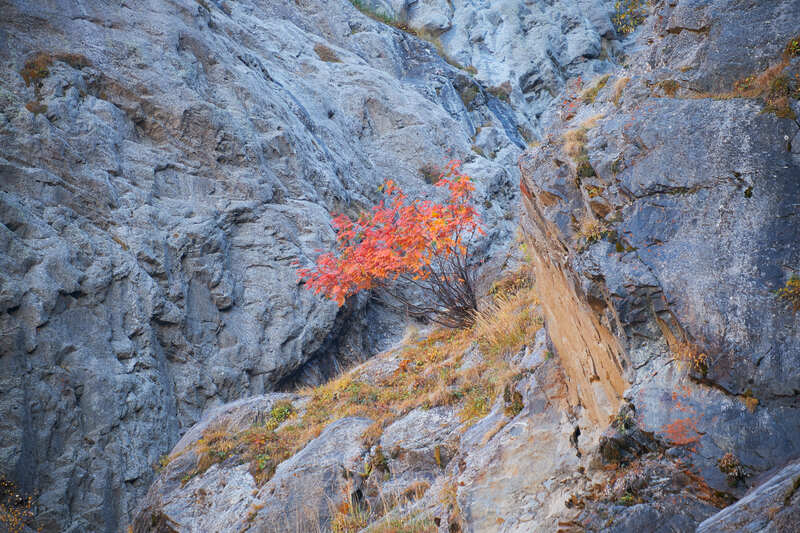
[298,161,483,326]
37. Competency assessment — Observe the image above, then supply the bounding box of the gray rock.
[519,0,800,518]
[379,406,461,490]
[350,0,622,132]
[697,459,800,533]
[134,395,372,533]
[0,0,525,530]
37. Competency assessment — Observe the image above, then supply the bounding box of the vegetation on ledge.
[174,267,541,496]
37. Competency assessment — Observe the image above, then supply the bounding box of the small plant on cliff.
[0,478,38,533]
[776,275,800,313]
[298,161,483,328]
[785,37,800,59]
[575,215,609,249]
[612,0,648,34]
[717,452,748,486]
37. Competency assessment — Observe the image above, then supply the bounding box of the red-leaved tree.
[297,160,484,328]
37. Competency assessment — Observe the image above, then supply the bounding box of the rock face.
[5,0,800,531]
[0,0,560,529]
[519,0,800,515]
[697,459,800,533]
[137,321,618,533]
[359,0,621,126]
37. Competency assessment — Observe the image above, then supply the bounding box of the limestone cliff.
[0,0,618,531]
[2,0,800,532]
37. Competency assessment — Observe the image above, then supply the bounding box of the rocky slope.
[0,0,624,531]
[133,0,800,532]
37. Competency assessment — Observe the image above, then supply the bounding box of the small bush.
[20,52,91,87]
[671,339,709,375]
[314,43,342,63]
[576,216,609,246]
[503,380,524,417]
[265,401,293,429]
[20,53,53,86]
[585,185,604,198]
[418,163,441,184]
[0,477,38,533]
[298,161,482,328]
[368,513,437,533]
[784,36,800,59]
[193,429,238,478]
[658,79,679,97]
[717,452,747,486]
[576,159,596,178]
[349,0,400,27]
[707,60,798,119]
[459,85,480,107]
[777,275,800,313]
[331,484,370,533]
[563,127,588,159]
[612,0,647,35]
[562,126,597,178]
[617,492,635,506]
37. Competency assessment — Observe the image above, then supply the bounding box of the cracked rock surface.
[519,0,800,517]
[0,0,545,529]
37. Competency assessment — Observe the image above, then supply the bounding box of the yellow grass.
[576,216,609,246]
[563,127,588,159]
[175,269,542,533]
[612,77,630,106]
[581,74,611,103]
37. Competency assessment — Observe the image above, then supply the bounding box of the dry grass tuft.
[576,216,609,248]
[695,41,800,119]
[314,43,342,63]
[24,101,47,115]
[20,53,53,86]
[193,428,239,477]
[331,482,370,533]
[562,126,596,178]
[474,285,539,360]
[581,74,611,103]
[580,114,604,131]
[366,512,437,533]
[670,339,709,375]
[658,79,679,97]
[612,76,630,106]
[563,127,588,159]
[20,51,91,86]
